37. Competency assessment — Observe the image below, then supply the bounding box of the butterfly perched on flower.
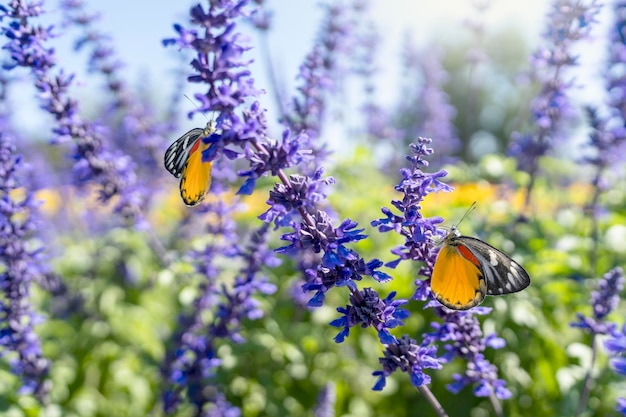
[164,121,217,206]
[430,210,531,310]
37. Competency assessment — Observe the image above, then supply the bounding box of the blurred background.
[1,0,625,416]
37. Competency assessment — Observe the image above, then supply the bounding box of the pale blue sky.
[10,0,611,147]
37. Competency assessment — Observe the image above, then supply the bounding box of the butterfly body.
[164,121,216,206]
[431,227,530,310]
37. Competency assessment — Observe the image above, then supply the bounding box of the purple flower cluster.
[313,382,336,417]
[571,267,624,336]
[164,1,315,196]
[163,1,264,131]
[162,199,278,414]
[0,0,144,221]
[372,138,450,276]
[580,1,626,204]
[427,307,511,399]
[510,0,601,179]
[282,1,357,141]
[372,139,512,401]
[0,133,49,399]
[605,324,626,416]
[372,335,442,390]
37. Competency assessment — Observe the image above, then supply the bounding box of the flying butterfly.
[164,121,217,206]
[430,205,531,310]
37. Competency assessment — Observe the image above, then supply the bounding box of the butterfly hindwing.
[431,241,487,310]
[179,140,213,206]
[164,121,217,206]
[456,236,531,296]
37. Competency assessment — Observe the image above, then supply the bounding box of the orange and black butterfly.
[430,209,531,310]
[164,121,216,206]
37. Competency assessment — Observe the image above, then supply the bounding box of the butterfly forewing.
[455,236,531,296]
[164,128,204,178]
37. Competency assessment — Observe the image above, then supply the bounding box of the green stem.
[575,334,598,417]
[489,390,504,417]
[417,385,449,417]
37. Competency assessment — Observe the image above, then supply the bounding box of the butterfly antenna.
[184,95,217,131]
[454,201,477,229]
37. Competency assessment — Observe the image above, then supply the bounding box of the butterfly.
[164,121,217,206]
[430,212,531,310]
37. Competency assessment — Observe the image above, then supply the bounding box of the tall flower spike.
[164,1,307,195]
[398,43,460,164]
[373,139,513,407]
[372,138,451,276]
[60,0,175,172]
[0,132,50,399]
[1,0,144,222]
[282,1,358,139]
[571,267,624,335]
[509,0,601,206]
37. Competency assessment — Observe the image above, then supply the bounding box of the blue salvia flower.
[168,1,439,412]
[161,7,294,412]
[0,0,144,221]
[571,267,624,335]
[509,0,601,204]
[163,1,315,195]
[571,267,624,417]
[313,382,336,417]
[372,335,442,390]
[373,139,512,403]
[426,307,511,400]
[605,322,626,416]
[371,138,450,274]
[0,132,50,399]
[330,288,409,344]
[271,0,370,312]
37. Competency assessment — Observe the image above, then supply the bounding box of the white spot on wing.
[489,250,498,266]
[509,264,520,279]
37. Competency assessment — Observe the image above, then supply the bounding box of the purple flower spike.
[571,267,624,335]
[373,335,442,390]
[424,307,512,400]
[1,0,145,222]
[510,0,601,185]
[0,133,49,400]
[330,289,408,344]
[372,138,451,286]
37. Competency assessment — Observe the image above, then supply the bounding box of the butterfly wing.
[455,236,531,296]
[165,122,218,206]
[164,128,205,178]
[431,241,488,310]
[179,138,213,206]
